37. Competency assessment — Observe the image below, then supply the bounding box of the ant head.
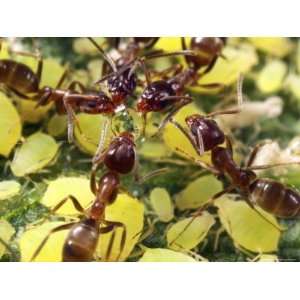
[185,114,203,126]
[107,68,137,105]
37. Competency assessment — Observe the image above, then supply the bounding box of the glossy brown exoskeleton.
[0,39,43,99]
[31,171,126,262]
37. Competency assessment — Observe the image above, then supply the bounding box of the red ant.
[30,171,126,262]
[168,77,300,244]
[136,37,227,136]
[88,37,198,109]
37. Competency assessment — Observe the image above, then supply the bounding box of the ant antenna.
[87,37,117,72]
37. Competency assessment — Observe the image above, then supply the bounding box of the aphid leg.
[151,96,193,138]
[168,185,235,247]
[169,118,204,156]
[93,117,110,164]
[30,222,76,261]
[213,227,225,252]
[101,221,126,261]
[87,37,117,72]
[246,140,275,168]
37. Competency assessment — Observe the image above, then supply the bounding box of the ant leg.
[200,56,218,75]
[133,154,169,183]
[68,81,86,93]
[128,58,151,85]
[87,37,117,72]
[151,96,193,138]
[169,118,204,156]
[90,153,106,195]
[51,195,85,215]
[246,140,274,168]
[168,185,235,247]
[151,63,183,79]
[140,112,148,137]
[247,161,300,171]
[55,67,69,89]
[103,221,127,261]
[206,74,244,118]
[30,222,76,261]
[174,146,220,175]
[144,50,198,61]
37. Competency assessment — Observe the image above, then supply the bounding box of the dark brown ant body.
[136,37,227,136]
[169,76,300,233]
[0,40,43,99]
[31,171,126,262]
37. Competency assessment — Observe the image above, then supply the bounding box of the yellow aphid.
[248,37,293,58]
[0,92,21,157]
[139,141,171,159]
[256,254,278,262]
[0,180,21,200]
[139,248,196,262]
[163,102,211,164]
[215,197,281,253]
[20,221,69,262]
[15,58,66,123]
[47,114,67,137]
[0,220,15,258]
[285,73,300,100]
[167,212,215,251]
[11,132,59,177]
[41,177,95,215]
[0,40,10,59]
[175,175,223,210]
[150,188,174,222]
[154,37,184,53]
[194,44,258,93]
[256,60,287,94]
[74,114,112,156]
[96,193,144,261]
[73,37,106,55]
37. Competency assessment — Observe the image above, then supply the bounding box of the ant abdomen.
[63,219,99,262]
[187,37,225,70]
[104,133,136,174]
[0,59,39,94]
[249,179,300,218]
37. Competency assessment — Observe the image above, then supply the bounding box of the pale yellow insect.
[215,197,281,254]
[0,220,15,258]
[139,248,196,262]
[10,132,59,177]
[0,92,21,157]
[0,180,21,201]
[150,188,174,222]
[175,175,223,210]
[167,212,215,251]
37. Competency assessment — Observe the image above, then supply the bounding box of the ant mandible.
[30,171,126,262]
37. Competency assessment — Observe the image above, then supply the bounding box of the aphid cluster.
[1,37,300,262]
